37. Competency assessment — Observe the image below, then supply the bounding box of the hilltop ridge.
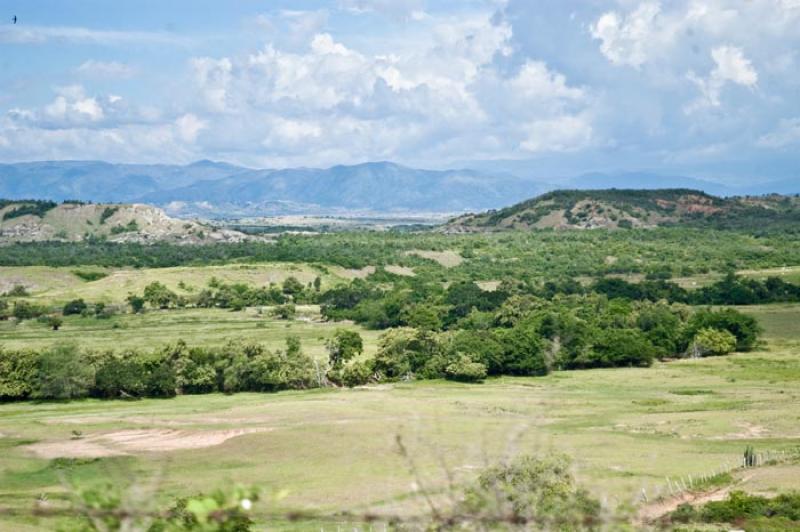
[444,189,800,232]
[0,200,251,245]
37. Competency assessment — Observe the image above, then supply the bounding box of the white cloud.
[6,85,160,130]
[175,114,206,143]
[339,0,425,20]
[758,117,800,148]
[0,25,187,46]
[687,45,758,110]
[591,2,661,68]
[520,115,593,153]
[76,60,135,79]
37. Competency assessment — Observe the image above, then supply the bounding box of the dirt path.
[638,474,753,523]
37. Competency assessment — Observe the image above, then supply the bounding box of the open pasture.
[0,304,798,529]
[0,307,382,359]
[0,263,347,305]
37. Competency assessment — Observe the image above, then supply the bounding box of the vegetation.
[1,192,800,529]
[1,199,58,220]
[0,337,316,401]
[670,491,800,529]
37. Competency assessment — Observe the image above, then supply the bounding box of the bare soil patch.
[406,250,463,268]
[26,428,269,458]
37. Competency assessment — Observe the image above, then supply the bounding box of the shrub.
[689,327,737,357]
[457,454,602,529]
[569,328,656,369]
[126,294,145,314]
[326,329,363,369]
[13,300,47,321]
[272,303,296,320]
[685,308,761,352]
[63,298,88,316]
[0,348,38,400]
[35,343,95,400]
[341,359,374,387]
[72,269,108,281]
[94,352,148,398]
[4,284,30,297]
[445,355,488,382]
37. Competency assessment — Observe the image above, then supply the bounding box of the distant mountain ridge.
[0,160,549,215]
[0,161,796,217]
[445,189,800,232]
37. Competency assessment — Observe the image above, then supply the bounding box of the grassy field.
[0,306,382,360]
[0,304,798,529]
[0,263,354,305]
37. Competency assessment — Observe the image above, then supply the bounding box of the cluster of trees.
[125,277,321,312]
[1,199,58,220]
[593,273,800,305]
[0,337,318,401]
[332,297,760,386]
[3,227,800,284]
[0,296,760,402]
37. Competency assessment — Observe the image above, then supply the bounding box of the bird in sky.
[12,15,17,24]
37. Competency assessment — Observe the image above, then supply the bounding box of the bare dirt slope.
[0,201,253,244]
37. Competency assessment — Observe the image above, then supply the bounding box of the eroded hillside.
[0,200,251,245]
[445,189,800,232]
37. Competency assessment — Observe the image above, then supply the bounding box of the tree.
[496,320,549,376]
[12,301,46,321]
[63,299,88,316]
[569,328,656,369]
[142,281,177,309]
[326,329,363,369]
[272,303,296,320]
[35,343,94,400]
[126,294,146,314]
[313,276,322,292]
[47,315,64,331]
[689,328,737,357]
[282,276,305,297]
[402,304,443,331]
[685,309,761,352]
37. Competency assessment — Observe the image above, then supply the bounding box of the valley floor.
[0,305,798,529]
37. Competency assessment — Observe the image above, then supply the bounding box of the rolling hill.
[0,200,251,245]
[444,189,800,232]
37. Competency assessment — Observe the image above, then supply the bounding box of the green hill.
[444,189,800,232]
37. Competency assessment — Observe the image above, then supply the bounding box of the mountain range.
[0,161,797,217]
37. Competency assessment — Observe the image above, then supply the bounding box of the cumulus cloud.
[590,2,661,68]
[6,85,161,131]
[687,45,758,110]
[3,1,799,174]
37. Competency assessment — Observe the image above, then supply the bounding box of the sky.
[0,0,798,183]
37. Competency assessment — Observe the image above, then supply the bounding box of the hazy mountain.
[564,172,735,196]
[0,160,247,203]
[0,161,548,214]
[1,161,795,217]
